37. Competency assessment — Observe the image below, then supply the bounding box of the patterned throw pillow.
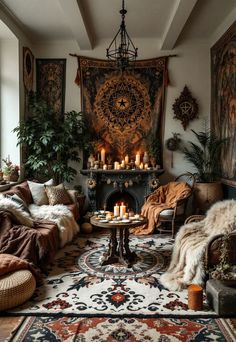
[45,184,72,205]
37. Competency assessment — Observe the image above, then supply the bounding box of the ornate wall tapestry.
[211,21,236,180]
[36,59,66,116]
[76,56,169,166]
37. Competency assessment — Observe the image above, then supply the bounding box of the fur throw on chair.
[160,200,236,291]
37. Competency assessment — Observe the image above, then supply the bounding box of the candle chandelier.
[106,0,138,71]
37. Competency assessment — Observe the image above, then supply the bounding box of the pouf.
[0,269,36,311]
[81,222,93,234]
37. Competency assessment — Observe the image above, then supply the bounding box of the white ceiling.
[0,0,235,49]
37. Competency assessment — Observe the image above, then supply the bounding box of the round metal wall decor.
[172,86,198,130]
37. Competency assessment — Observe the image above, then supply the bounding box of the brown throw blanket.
[0,209,59,284]
[131,182,191,235]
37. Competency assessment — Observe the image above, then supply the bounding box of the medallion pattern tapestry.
[36,59,66,116]
[76,57,169,163]
[211,21,236,180]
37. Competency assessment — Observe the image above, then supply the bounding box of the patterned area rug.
[12,316,236,342]
[10,234,216,317]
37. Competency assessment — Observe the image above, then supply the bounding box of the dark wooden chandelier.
[106,0,138,71]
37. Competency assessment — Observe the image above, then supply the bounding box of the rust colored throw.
[131,182,191,235]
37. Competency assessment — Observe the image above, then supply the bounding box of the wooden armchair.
[158,172,195,238]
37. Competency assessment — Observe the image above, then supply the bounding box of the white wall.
[0,38,20,165]
[33,38,211,186]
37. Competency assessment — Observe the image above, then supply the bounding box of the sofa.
[0,180,80,283]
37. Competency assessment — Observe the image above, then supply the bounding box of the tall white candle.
[114,161,119,170]
[114,204,120,217]
[101,149,106,164]
[125,155,129,164]
[120,202,126,217]
[135,152,140,167]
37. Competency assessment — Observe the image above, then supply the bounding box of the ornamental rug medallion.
[9,234,216,317]
[76,56,168,163]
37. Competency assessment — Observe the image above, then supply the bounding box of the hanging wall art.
[74,56,169,167]
[211,21,236,180]
[172,85,198,130]
[36,59,66,116]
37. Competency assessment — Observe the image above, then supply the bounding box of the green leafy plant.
[182,127,228,182]
[145,133,161,163]
[2,158,19,176]
[13,94,87,183]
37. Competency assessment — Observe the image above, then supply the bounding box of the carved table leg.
[124,227,137,264]
[101,228,119,265]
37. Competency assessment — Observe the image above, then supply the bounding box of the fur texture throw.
[0,194,33,227]
[160,200,236,291]
[29,204,80,247]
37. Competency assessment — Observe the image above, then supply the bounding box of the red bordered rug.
[12,316,236,342]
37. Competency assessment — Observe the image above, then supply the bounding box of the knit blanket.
[160,200,236,291]
[131,182,191,235]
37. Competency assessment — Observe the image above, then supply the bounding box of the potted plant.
[182,126,228,213]
[1,158,19,182]
[13,93,87,184]
[145,133,161,168]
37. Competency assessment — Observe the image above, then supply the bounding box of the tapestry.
[36,58,66,116]
[76,56,169,164]
[211,21,236,180]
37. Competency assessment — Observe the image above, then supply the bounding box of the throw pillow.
[45,184,72,205]
[5,194,31,215]
[27,179,54,205]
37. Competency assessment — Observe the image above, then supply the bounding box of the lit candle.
[139,162,144,169]
[125,155,129,164]
[114,204,120,217]
[144,163,149,170]
[135,152,140,167]
[103,164,107,170]
[114,161,119,170]
[121,160,125,168]
[101,149,106,164]
[120,202,126,217]
[117,164,121,170]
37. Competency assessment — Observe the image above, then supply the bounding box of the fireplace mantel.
[80,169,164,212]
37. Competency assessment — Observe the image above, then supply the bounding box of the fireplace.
[80,169,164,212]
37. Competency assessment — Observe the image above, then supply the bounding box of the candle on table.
[101,149,106,164]
[135,152,140,167]
[120,202,126,217]
[114,204,120,217]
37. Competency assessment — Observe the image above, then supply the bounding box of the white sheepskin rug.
[0,194,33,227]
[29,204,80,247]
[160,199,236,291]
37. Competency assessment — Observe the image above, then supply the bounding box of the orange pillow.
[0,254,29,277]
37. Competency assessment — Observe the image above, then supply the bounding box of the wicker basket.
[0,269,36,311]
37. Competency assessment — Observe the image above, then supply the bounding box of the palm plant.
[182,128,228,182]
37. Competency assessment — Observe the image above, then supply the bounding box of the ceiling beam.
[58,0,93,50]
[160,0,198,50]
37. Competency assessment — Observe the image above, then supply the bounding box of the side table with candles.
[90,213,147,267]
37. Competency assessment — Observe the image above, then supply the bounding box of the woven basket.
[0,269,36,311]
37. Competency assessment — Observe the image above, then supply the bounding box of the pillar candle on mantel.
[135,152,140,167]
[101,149,106,164]
[114,204,120,217]
[120,202,126,217]
[125,155,129,164]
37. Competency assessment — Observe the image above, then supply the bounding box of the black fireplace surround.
[80,169,164,213]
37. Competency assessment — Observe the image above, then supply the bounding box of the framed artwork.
[211,21,236,180]
[23,47,34,92]
[76,56,169,167]
[36,59,66,116]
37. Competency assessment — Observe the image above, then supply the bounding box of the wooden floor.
[0,316,24,341]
